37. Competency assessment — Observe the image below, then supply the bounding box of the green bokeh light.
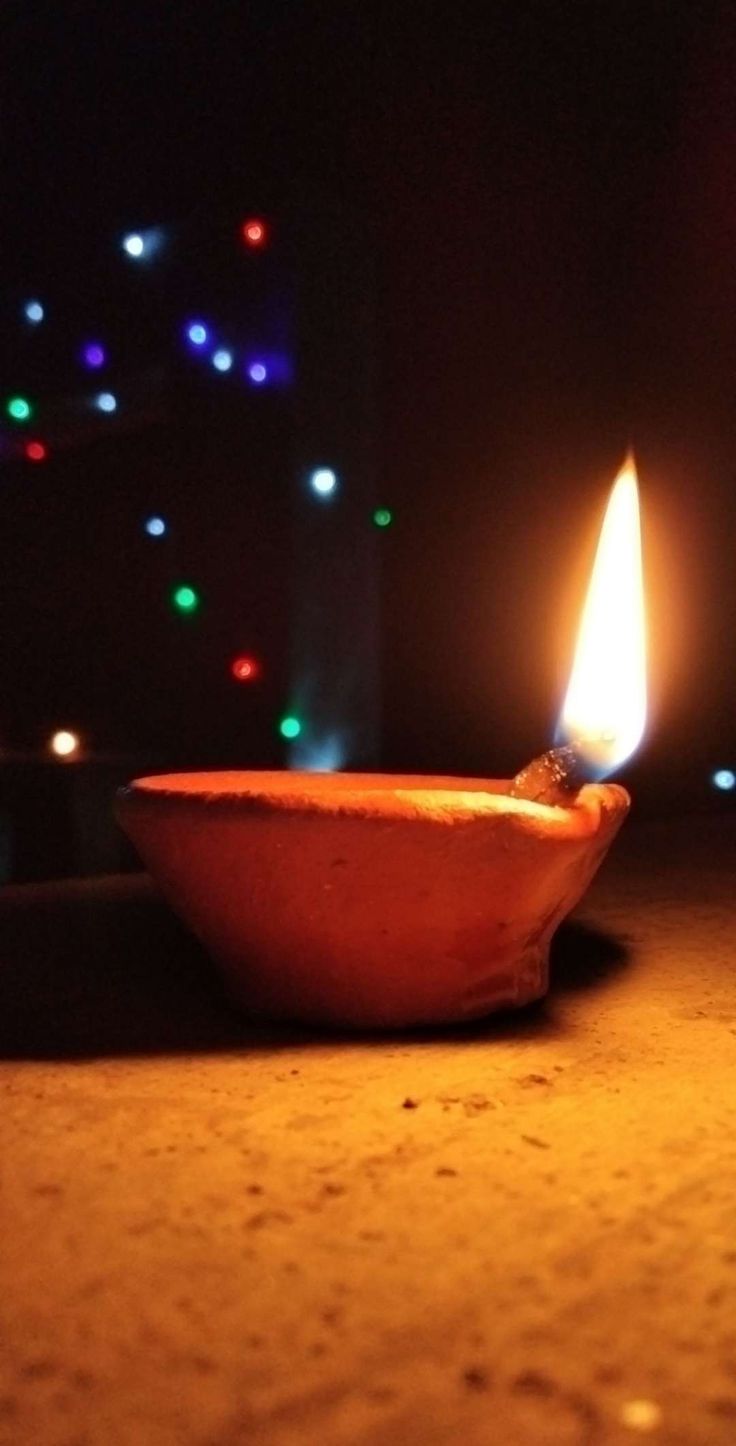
[7,396,32,422]
[172,584,199,613]
[373,507,393,528]
[279,715,302,740]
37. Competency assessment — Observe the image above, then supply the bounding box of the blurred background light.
[172,584,199,613]
[122,232,145,257]
[25,441,47,462]
[247,361,267,384]
[82,342,106,369]
[50,729,80,759]
[231,654,260,682]
[212,348,233,372]
[7,397,32,422]
[310,467,337,497]
[712,768,735,792]
[242,217,267,248]
[95,391,117,413]
[24,300,44,323]
[279,714,301,739]
[373,507,392,527]
[144,515,166,537]
[187,321,208,347]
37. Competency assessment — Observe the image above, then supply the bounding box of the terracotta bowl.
[115,771,629,1029]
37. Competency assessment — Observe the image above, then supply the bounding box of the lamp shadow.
[0,876,629,1061]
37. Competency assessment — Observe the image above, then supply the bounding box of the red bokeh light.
[241,217,267,248]
[231,654,261,683]
[25,441,47,462]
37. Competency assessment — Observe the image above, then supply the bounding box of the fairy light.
[279,715,302,740]
[50,729,80,759]
[242,218,267,248]
[231,655,260,682]
[7,397,32,422]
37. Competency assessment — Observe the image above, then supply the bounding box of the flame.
[560,456,647,776]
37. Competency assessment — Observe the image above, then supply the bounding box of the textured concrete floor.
[0,817,735,1446]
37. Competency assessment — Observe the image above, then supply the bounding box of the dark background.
[2,1,735,873]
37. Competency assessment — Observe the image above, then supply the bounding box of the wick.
[509,744,588,807]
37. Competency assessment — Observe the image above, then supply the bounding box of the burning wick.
[511,453,647,807]
[509,743,588,806]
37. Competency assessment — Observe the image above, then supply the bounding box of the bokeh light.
[24,300,44,323]
[172,584,199,613]
[50,729,80,759]
[25,441,47,462]
[122,232,145,257]
[279,715,302,740]
[95,392,117,413]
[713,768,735,792]
[83,342,106,369]
[231,654,260,682]
[144,515,166,537]
[247,361,267,384]
[242,217,267,248]
[187,321,208,347]
[212,348,233,372]
[310,467,337,497]
[373,507,393,527]
[7,397,32,422]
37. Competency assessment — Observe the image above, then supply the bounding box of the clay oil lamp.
[117,458,646,1029]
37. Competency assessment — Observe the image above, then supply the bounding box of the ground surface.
[0,817,735,1446]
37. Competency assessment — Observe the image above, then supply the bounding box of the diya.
[117,457,645,1028]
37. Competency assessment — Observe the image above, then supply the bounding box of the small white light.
[713,768,736,792]
[95,391,117,413]
[145,515,166,537]
[123,232,145,258]
[310,467,338,497]
[24,300,44,323]
[50,729,80,759]
[212,348,233,372]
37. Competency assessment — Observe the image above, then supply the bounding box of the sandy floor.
[1,816,735,1445]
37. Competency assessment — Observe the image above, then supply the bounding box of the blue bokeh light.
[122,232,145,258]
[212,348,233,372]
[83,342,106,369]
[187,322,208,347]
[95,391,117,413]
[309,467,338,498]
[247,361,267,384]
[144,515,167,538]
[24,300,44,324]
[712,768,736,792]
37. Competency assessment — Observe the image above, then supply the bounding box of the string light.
[7,397,32,422]
[186,321,209,347]
[172,584,199,613]
[212,348,233,372]
[279,715,302,740]
[82,342,106,369]
[25,441,47,462]
[713,768,735,792]
[310,467,337,497]
[231,655,260,682]
[373,507,392,527]
[122,232,145,258]
[242,218,267,248]
[95,392,117,413]
[24,300,44,323]
[144,515,166,537]
[50,729,80,759]
[247,361,267,384]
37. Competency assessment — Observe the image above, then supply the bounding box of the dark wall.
[2,2,735,816]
